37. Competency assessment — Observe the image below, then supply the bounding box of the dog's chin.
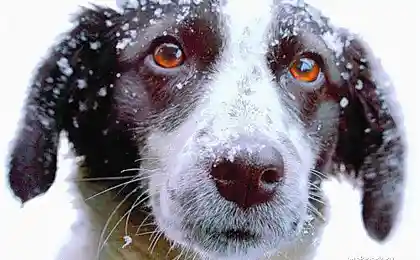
[182,227,300,260]
[150,191,311,259]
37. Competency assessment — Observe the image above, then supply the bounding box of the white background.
[0,0,418,259]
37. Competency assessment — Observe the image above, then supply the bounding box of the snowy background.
[0,0,418,259]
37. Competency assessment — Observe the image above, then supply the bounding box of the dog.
[6,0,406,259]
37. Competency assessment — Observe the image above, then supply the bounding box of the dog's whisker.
[310,168,328,179]
[191,250,200,260]
[309,195,326,207]
[173,247,185,260]
[189,246,200,260]
[177,245,190,260]
[134,157,160,163]
[124,194,153,231]
[133,221,155,228]
[120,168,141,174]
[148,227,164,253]
[97,186,140,258]
[86,178,141,201]
[114,173,161,197]
[135,213,154,235]
[307,203,325,222]
[136,230,160,237]
[74,175,137,182]
[124,189,151,236]
[148,225,161,242]
[308,192,323,199]
[149,229,164,253]
[120,167,159,176]
[166,241,179,258]
[308,182,323,192]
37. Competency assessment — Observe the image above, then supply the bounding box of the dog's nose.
[209,146,284,209]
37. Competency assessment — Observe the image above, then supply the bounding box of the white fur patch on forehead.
[220,0,275,47]
[192,1,289,133]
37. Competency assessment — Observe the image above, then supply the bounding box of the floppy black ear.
[334,32,406,241]
[8,6,121,204]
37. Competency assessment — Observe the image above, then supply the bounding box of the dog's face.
[112,0,404,258]
[7,0,406,259]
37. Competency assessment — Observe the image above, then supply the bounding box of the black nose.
[209,146,284,209]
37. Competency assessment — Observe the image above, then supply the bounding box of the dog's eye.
[153,42,185,69]
[289,56,321,83]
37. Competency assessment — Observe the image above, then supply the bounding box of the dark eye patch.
[115,16,222,132]
[266,34,341,127]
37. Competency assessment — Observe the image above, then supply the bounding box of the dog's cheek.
[114,75,152,126]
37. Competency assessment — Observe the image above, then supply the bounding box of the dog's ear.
[334,32,406,242]
[8,6,121,204]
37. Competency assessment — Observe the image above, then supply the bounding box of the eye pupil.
[153,42,185,68]
[289,56,321,83]
[296,58,314,73]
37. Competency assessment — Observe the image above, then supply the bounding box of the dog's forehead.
[132,0,326,34]
[219,0,276,42]
[118,0,338,61]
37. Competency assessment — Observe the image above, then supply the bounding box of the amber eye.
[289,56,321,82]
[153,42,185,69]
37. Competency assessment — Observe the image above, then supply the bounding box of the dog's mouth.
[182,221,260,243]
[184,226,267,257]
[195,226,261,244]
[219,229,257,241]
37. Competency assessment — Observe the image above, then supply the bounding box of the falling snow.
[105,20,113,27]
[97,87,107,97]
[355,79,363,90]
[340,98,349,108]
[56,57,73,77]
[116,38,132,50]
[154,8,163,17]
[76,79,87,89]
[122,235,132,248]
[78,101,88,111]
[72,117,79,128]
[340,72,350,80]
[89,41,101,50]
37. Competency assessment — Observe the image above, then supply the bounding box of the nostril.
[260,167,283,184]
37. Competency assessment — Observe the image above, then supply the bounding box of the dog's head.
[8,0,406,259]
[111,0,406,258]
